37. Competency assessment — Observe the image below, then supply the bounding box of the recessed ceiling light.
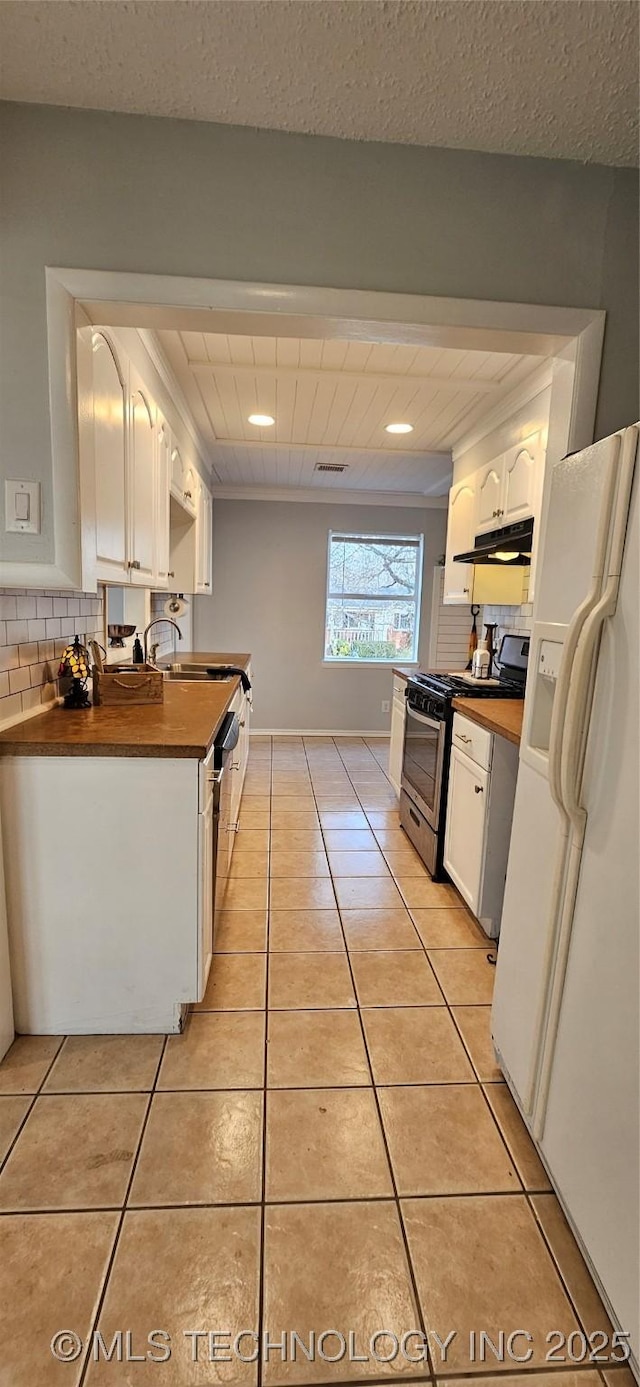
[248,413,275,426]
[385,422,413,434]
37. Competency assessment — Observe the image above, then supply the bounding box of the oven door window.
[403,706,443,823]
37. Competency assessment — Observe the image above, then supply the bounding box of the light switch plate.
[5,480,41,534]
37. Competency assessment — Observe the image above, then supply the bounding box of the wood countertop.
[392,666,419,681]
[0,678,242,759]
[451,697,525,746]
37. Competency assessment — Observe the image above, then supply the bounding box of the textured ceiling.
[0,0,637,166]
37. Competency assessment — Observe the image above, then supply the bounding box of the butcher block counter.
[452,696,524,747]
[0,678,241,759]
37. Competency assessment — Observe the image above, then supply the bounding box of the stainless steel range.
[400,634,529,879]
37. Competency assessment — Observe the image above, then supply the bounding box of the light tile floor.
[0,736,626,1387]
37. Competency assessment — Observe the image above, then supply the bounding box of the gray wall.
[195,500,446,731]
[0,102,637,564]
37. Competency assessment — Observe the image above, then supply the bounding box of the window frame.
[322,530,424,667]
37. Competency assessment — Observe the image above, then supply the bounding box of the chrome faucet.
[143,618,182,666]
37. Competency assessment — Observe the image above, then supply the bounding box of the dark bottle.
[132,636,144,664]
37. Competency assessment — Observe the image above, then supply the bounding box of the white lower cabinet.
[198,755,215,999]
[229,676,252,846]
[444,746,489,909]
[0,678,252,1035]
[388,675,407,795]
[444,712,519,937]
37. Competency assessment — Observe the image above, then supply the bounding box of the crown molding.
[209,485,448,508]
[136,328,216,482]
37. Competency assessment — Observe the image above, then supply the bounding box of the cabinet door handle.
[167,570,175,578]
[204,581,210,587]
[463,586,470,593]
[230,760,240,771]
[455,732,472,743]
[128,559,141,570]
[226,821,239,833]
[474,784,484,794]
[184,490,192,500]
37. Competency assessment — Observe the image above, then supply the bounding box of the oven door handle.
[407,706,442,731]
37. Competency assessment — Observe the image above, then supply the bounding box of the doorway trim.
[3,267,605,589]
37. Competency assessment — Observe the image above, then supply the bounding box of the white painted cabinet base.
[444,713,519,938]
[0,677,251,1035]
[1,756,202,1034]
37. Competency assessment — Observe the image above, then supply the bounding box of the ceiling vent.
[315,462,348,474]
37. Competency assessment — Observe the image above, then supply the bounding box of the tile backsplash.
[149,592,175,657]
[149,591,193,660]
[0,589,103,726]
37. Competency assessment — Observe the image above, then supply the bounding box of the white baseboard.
[250,728,390,738]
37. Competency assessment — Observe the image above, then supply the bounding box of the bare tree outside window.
[324,532,423,662]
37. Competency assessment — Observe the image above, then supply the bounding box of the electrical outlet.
[381,699,390,713]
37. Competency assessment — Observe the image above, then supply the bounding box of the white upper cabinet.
[476,461,504,533]
[502,434,543,524]
[443,477,476,605]
[168,471,213,595]
[80,328,208,592]
[182,464,198,519]
[170,444,197,518]
[196,483,213,593]
[92,332,128,584]
[476,433,544,534]
[154,418,171,589]
[170,444,184,502]
[128,371,155,586]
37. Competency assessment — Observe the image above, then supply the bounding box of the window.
[324,531,424,663]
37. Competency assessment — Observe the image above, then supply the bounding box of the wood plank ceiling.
[156,330,545,496]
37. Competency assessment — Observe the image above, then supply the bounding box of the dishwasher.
[197,711,240,999]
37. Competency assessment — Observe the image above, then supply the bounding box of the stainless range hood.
[454,517,534,566]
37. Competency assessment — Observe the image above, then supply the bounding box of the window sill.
[322,659,419,669]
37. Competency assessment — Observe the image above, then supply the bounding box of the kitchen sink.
[162,665,235,682]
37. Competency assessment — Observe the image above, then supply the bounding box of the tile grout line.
[0,1034,66,1175]
[77,1033,168,1387]
[524,1188,612,1349]
[0,1187,555,1217]
[303,734,437,1384]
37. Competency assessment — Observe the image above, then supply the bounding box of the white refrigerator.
[492,424,639,1370]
